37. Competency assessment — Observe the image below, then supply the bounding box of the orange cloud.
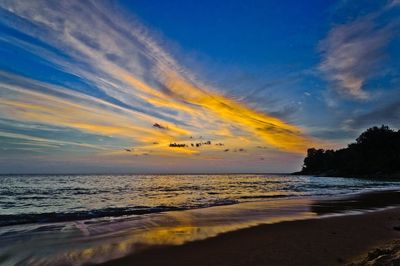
[163,74,314,153]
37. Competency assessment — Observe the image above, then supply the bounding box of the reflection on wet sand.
[0,199,314,265]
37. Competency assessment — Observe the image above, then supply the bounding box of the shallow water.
[1,174,399,226]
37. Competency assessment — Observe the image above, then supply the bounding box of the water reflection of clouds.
[0,199,314,265]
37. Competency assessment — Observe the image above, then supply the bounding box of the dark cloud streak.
[347,100,400,129]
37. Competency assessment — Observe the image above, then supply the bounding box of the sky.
[0,0,399,174]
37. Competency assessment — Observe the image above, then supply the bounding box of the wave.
[239,194,291,199]
[0,206,182,227]
[0,199,239,227]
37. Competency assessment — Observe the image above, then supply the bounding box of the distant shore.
[292,171,400,179]
[101,206,400,266]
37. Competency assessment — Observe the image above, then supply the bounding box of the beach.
[102,207,400,266]
[2,175,400,265]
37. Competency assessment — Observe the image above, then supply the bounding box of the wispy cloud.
[318,0,400,100]
[0,0,315,158]
[319,19,392,99]
[0,131,105,150]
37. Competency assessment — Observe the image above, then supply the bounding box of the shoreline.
[292,172,400,180]
[2,189,400,265]
[100,206,400,266]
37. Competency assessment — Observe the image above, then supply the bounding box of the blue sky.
[0,0,399,173]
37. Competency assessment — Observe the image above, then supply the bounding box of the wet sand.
[101,206,400,266]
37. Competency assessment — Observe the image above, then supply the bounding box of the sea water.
[1,174,400,265]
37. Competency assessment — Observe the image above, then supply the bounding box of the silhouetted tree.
[298,125,400,177]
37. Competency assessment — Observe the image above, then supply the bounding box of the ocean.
[1,174,400,265]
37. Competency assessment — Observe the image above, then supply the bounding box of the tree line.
[296,125,400,177]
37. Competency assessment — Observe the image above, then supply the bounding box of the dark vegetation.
[295,125,400,177]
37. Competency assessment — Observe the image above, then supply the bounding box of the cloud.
[388,0,400,8]
[345,100,400,129]
[0,0,316,156]
[0,72,188,150]
[0,131,105,150]
[319,19,391,99]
